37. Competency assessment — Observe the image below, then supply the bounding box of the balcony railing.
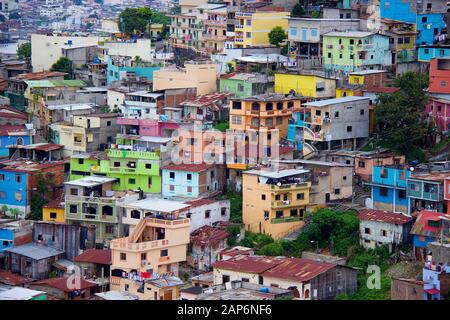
[110,238,169,252]
[65,195,115,204]
[107,149,160,160]
[271,216,303,224]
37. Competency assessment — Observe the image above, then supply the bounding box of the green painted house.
[219,72,274,98]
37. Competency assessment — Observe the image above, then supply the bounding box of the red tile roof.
[12,71,67,81]
[358,209,413,225]
[33,277,97,292]
[180,93,230,107]
[162,163,216,172]
[410,210,450,237]
[261,258,335,282]
[74,249,112,265]
[213,255,287,274]
[0,270,34,286]
[190,225,230,247]
[363,87,400,94]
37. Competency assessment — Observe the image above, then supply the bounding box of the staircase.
[302,142,318,160]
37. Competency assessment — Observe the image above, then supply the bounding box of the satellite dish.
[410,167,415,171]
[277,182,281,186]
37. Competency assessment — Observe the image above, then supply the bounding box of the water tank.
[259,287,269,293]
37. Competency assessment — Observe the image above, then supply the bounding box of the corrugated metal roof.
[3,243,64,260]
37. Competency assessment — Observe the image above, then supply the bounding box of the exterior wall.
[42,207,65,223]
[418,46,450,62]
[107,58,160,84]
[0,134,30,158]
[219,78,271,99]
[0,170,28,217]
[31,34,104,72]
[180,200,230,232]
[308,166,353,204]
[5,253,63,280]
[274,73,336,98]
[234,12,290,48]
[242,173,310,240]
[107,89,126,110]
[428,58,450,95]
[213,267,259,285]
[191,239,227,270]
[102,39,154,62]
[153,62,217,95]
[355,155,405,182]
[391,278,424,300]
[323,34,391,72]
[360,220,408,252]
[407,178,444,214]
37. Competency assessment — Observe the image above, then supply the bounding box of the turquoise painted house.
[107,56,160,84]
[418,45,450,62]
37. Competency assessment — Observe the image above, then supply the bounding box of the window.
[287,102,294,109]
[364,228,371,234]
[405,37,410,44]
[231,116,242,125]
[381,230,387,237]
[114,162,120,167]
[128,178,135,184]
[289,27,297,36]
[246,32,251,38]
[346,126,352,132]
[78,159,84,165]
[15,175,21,183]
[160,249,168,257]
[145,163,152,169]
[275,194,281,201]
[105,225,114,234]
[222,275,230,283]
[276,210,283,218]
[441,81,447,87]
[246,19,251,26]
[327,52,332,58]
[205,210,211,219]
[221,208,227,216]
[169,172,175,179]
[70,188,78,196]
[266,118,273,127]
[276,102,283,110]
[187,186,192,193]
[334,188,341,195]
[421,17,427,23]
[261,194,266,200]
[290,209,298,216]
[107,121,111,126]
[276,116,283,125]
[251,103,260,111]
[187,173,192,181]
[398,190,406,199]
[380,187,388,197]
[360,109,365,115]
[398,37,403,44]
[265,103,273,111]
[169,185,175,191]
[264,211,269,220]
[232,101,242,109]
[237,84,244,92]
[120,253,126,260]
[349,39,354,45]
[358,161,365,168]
[131,210,140,219]
[50,212,57,219]
[297,193,304,200]
[69,205,77,213]
[350,54,354,60]
[335,111,339,118]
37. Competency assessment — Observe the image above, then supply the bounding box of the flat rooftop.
[244,168,309,179]
[64,176,117,188]
[125,198,191,213]
[303,96,369,107]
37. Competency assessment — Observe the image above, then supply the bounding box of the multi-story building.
[64,176,140,245]
[428,57,450,96]
[445,176,450,214]
[0,220,33,253]
[302,96,370,151]
[354,149,405,183]
[161,163,225,199]
[287,17,360,68]
[274,70,336,98]
[0,0,18,13]
[50,113,119,157]
[407,172,448,215]
[178,93,230,124]
[107,56,161,85]
[322,31,391,73]
[242,168,311,239]
[153,60,217,95]
[109,213,190,300]
[358,209,413,253]
[234,11,290,48]
[40,0,64,19]
[366,165,411,214]
[203,4,228,53]
[418,45,450,62]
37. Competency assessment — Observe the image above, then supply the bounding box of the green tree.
[50,57,73,79]
[268,26,287,47]
[375,72,428,157]
[17,42,31,60]
[9,12,21,20]
[119,7,153,36]
[30,173,56,220]
[291,3,306,17]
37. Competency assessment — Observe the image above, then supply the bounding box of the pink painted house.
[425,97,450,133]
[117,117,180,137]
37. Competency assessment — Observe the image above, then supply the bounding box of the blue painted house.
[0,169,29,217]
[287,111,307,152]
[367,165,411,214]
[0,220,33,253]
[107,56,160,84]
[418,45,450,62]
[0,127,31,158]
[161,163,224,199]
[379,0,446,45]
[410,210,446,261]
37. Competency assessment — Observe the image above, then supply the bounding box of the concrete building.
[153,60,217,95]
[182,198,230,232]
[274,70,336,98]
[242,168,311,240]
[302,96,370,151]
[189,225,229,271]
[358,209,413,252]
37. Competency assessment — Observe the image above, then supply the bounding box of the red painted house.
[445,177,450,214]
[429,58,450,95]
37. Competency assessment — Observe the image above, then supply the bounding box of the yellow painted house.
[242,168,311,240]
[274,72,336,98]
[234,11,289,48]
[42,194,65,223]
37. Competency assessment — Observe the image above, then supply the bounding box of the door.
[163,290,173,300]
[325,193,331,202]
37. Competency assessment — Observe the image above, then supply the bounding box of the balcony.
[65,195,115,205]
[110,238,169,252]
[303,127,324,142]
[271,216,303,224]
[270,181,310,191]
[204,20,227,27]
[107,149,160,160]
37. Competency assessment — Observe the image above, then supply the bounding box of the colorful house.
[234,11,290,48]
[42,191,65,223]
[107,56,160,85]
[323,31,391,73]
[418,45,450,62]
[445,177,450,214]
[109,215,190,300]
[367,165,411,214]
[0,125,32,158]
[0,220,33,253]
[161,163,225,199]
[410,210,449,261]
[428,57,450,96]
[355,149,405,183]
[219,72,274,99]
[407,172,447,215]
[242,168,311,240]
[274,71,336,98]
[64,176,140,245]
